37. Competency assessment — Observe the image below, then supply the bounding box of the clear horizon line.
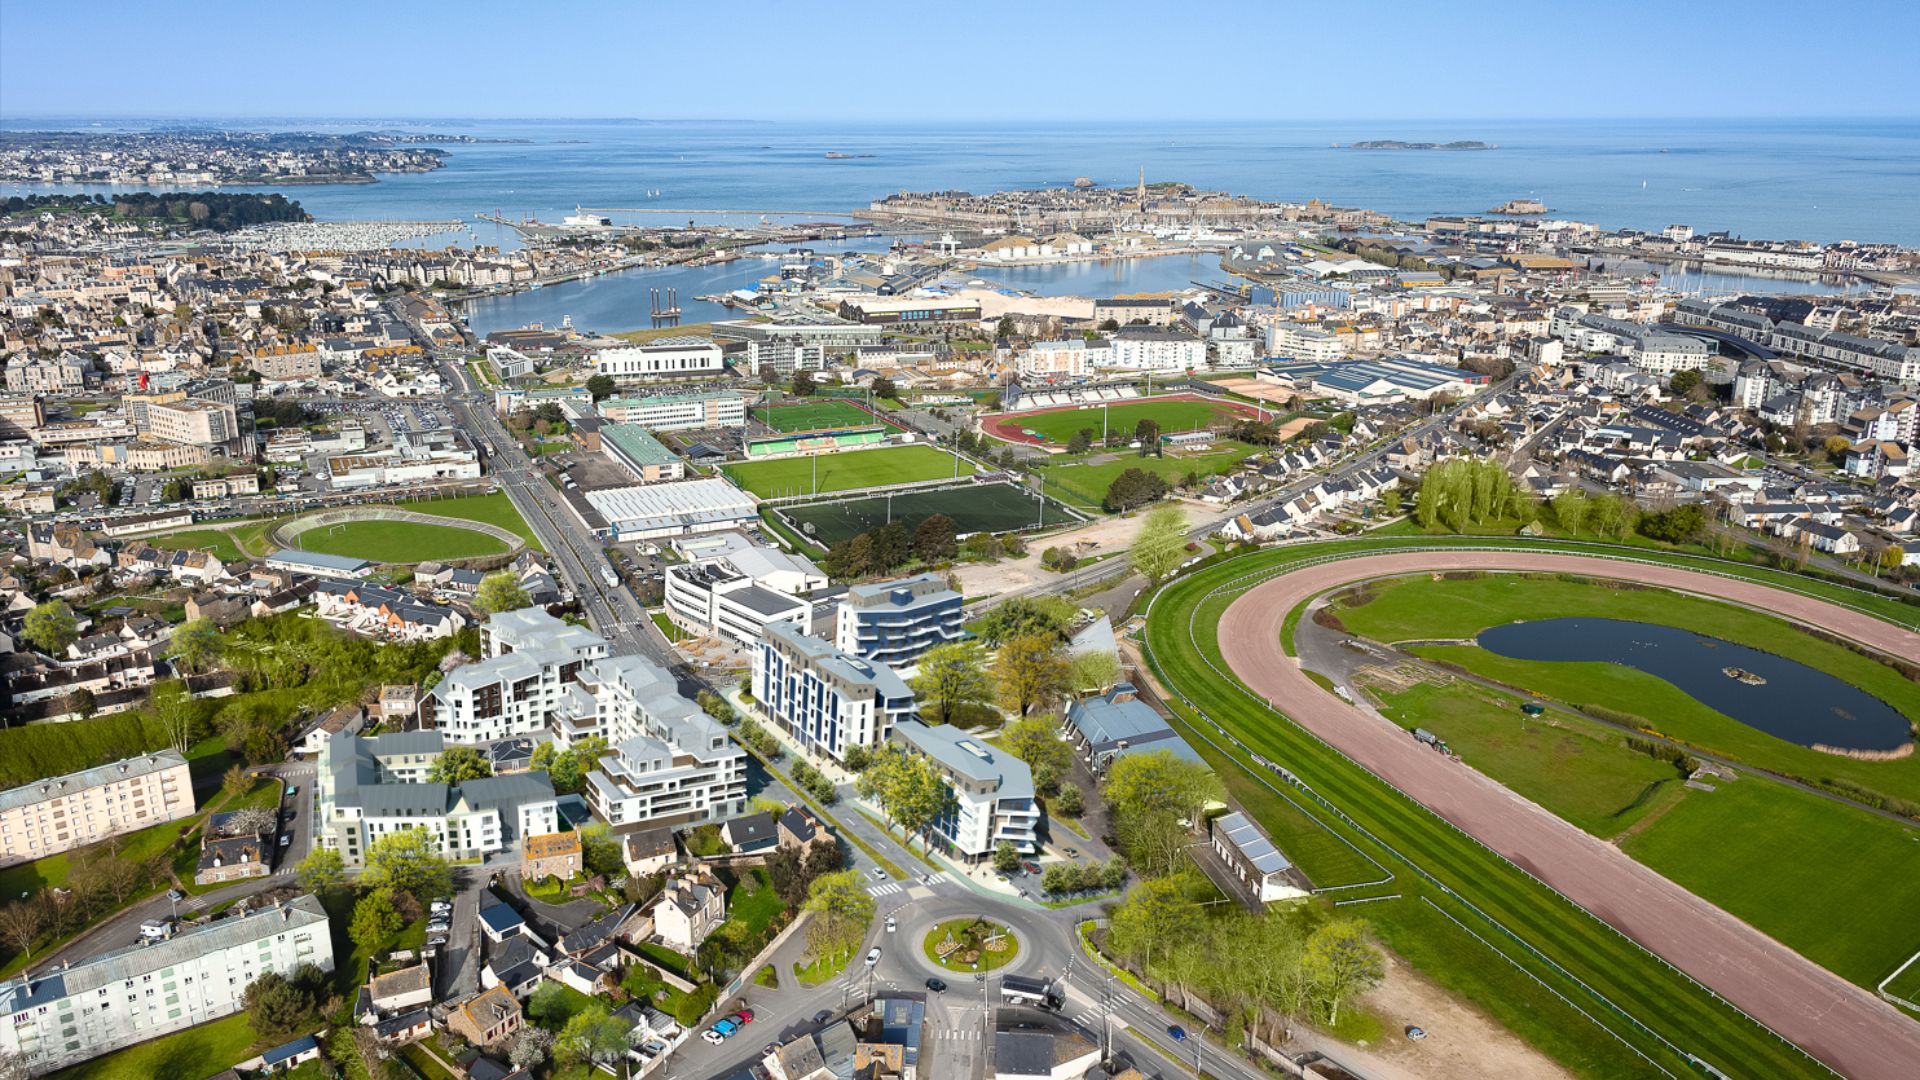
[3,112,1919,125]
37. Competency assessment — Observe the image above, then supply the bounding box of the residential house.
[446,985,524,1048]
[649,865,727,953]
[521,830,584,883]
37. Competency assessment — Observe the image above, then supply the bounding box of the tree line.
[2,192,310,232]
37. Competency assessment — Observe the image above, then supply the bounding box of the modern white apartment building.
[147,398,240,447]
[0,751,195,865]
[422,609,610,742]
[0,895,334,1074]
[584,656,749,832]
[753,622,916,764]
[1106,327,1207,372]
[663,562,811,648]
[1267,322,1347,362]
[316,729,559,867]
[1016,339,1107,379]
[835,573,965,671]
[890,719,1039,858]
[594,337,725,380]
[599,389,746,431]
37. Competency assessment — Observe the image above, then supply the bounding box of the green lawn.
[997,398,1242,445]
[650,610,688,642]
[1621,776,1920,989]
[47,1011,257,1080]
[390,491,543,551]
[923,917,1020,972]
[754,400,883,433]
[722,867,784,937]
[297,519,510,563]
[1143,536,1875,1078]
[1038,442,1256,509]
[792,950,853,987]
[1334,573,1920,805]
[1367,680,1686,839]
[722,444,973,499]
[638,941,695,980]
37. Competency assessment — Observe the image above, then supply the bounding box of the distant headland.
[1344,140,1497,151]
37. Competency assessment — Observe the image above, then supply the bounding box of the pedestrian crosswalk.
[867,881,904,898]
[933,1028,983,1042]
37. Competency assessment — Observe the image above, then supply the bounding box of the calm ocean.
[6,117,1918,245]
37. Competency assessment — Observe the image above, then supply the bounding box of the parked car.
[1406,1026,1428,1041]
[812,1010,833,1025]
[730,1009,754,1025]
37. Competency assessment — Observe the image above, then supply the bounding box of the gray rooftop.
[892,719,1032,800]
[0,749,187,815]
[1214,810,1292,876]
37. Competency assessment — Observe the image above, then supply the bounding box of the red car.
[730,1009,755,1026]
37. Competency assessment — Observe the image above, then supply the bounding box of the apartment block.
[584,655,748,833]
[316,729,559,867]
[147,397,240,447]
[889,719,1039,858]
[0,895,334,1074]
[0,395,44,439]
[835,573,964,671]
[423,609,610,742]
[753,622,916,764]
[0,751,195,866]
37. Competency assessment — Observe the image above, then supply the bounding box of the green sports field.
[1038,441,1257,509]
[997,398,1242,444]
[1145,536,1897,1078]
[723,444,974,499]
[298,519,509,563]
[780,481,1072,546]
[390,491,543,551]
[754,400,885,432]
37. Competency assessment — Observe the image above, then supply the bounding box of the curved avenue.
[1217,551,1920,1080]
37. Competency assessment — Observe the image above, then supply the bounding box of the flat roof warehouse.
[584,477,758,540]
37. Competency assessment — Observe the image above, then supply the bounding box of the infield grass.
[723,444,973,499]
[391,491,542,551]
[1621,776,1920,989]
[1144,536,1877,1079]
[1366,680,1687,839]
[298,519,509,563]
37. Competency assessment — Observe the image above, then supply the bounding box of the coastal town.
[1,109,1919,1080]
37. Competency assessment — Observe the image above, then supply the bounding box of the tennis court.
[779,481,1081,546]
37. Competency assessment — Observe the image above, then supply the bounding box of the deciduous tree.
[802,869,875,963]
[296,847,347,894]
[476,571,530,614]
[361,826,452,903]
[909,642,992,724]
[426,745,494,784]
[1302,917,1385,1026]
[22,601,79,654]
[995,634,1068,717]
[1129,504,1189,585]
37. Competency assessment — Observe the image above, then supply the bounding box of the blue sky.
[3,0,1916,122]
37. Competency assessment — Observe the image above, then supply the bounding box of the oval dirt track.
[1216,551,1920,1080]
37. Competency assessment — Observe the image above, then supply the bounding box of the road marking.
[867,881,903,897]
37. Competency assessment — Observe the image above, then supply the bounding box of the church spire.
[1137,166,1146,201]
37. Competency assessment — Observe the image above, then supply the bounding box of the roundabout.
[922,917,1021,973]
[1146,541,1920,1079]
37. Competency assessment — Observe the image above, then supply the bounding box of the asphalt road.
[1216,550,1920,1080]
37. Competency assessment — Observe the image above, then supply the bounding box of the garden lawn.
[1002,399,1239,445]
[1038,442,1256,510]
[298,519,509,563]
[46,1011,256,1080]
[1621,775,1920,989]
[723,867,784,938]
[390,491,543,550]
[1365,680,1686,839]
[792,951,853,987]
[923,917,1020,972]
[723,444,972,499]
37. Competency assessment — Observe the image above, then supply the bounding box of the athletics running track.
[979,393,1269,446]
[1215,552,1920,1080]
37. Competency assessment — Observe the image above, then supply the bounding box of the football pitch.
[753,400,885,432]
[996,398,1245,444]
[722,444,973,498]
[780,481,1077,546]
